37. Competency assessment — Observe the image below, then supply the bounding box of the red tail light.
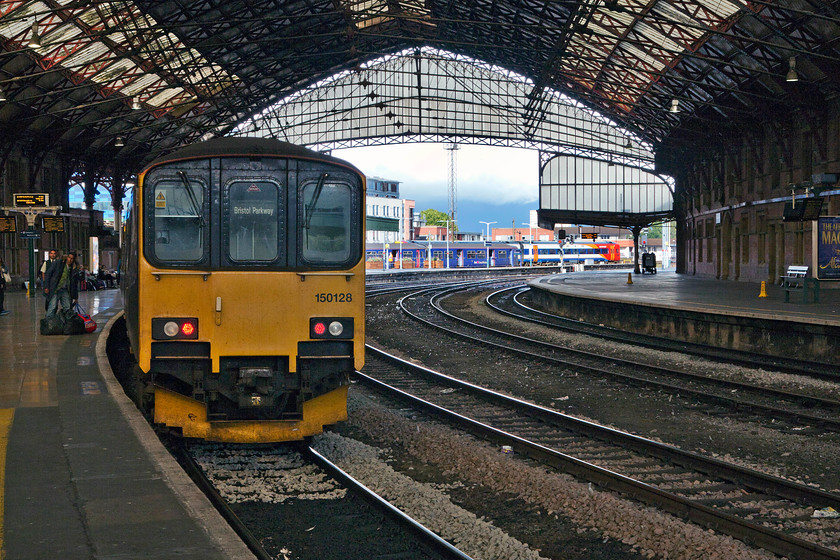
[151,318,199,340]
[310,317,353,339]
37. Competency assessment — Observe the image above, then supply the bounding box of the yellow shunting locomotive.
[121,137,365,442]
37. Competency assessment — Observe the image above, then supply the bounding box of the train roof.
[142,137,362,175]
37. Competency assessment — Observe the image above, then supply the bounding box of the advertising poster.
[817,217,840,280]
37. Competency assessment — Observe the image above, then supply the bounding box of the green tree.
[421,208,457,231]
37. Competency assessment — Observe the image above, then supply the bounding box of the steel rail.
[304,446,474,560]
[398,285,840,431]
[490,284,836,381]
[358,346,840,560]
[173,443,274,560]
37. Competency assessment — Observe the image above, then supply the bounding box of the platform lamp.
[131,97,142,110]
[786,56,799,82]
[114,136,125,147]
[28,22,41,48]
[0,84,6,102]
[669,98,680,113]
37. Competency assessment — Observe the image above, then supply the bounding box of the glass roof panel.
[61,42,111,69]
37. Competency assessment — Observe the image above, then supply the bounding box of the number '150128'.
[315,293,352,303]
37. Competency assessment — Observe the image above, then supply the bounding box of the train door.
[458,249,464,267]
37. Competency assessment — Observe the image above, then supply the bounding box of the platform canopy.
[0,0,838,176]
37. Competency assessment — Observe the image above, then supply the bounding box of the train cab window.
[150,176,207,262]
[226,181,282,262]
[299,176,356,265]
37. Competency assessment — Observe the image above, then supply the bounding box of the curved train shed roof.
[1,0,838,173]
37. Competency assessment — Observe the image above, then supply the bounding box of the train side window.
[299,177,356,265]
[226,180,282,262]
[150,177,207,262]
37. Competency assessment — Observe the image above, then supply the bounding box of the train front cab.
[124,142,365,442]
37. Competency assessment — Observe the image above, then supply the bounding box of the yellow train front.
[121,137,365,443]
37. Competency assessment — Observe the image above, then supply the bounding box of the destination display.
[0,216,16,233]
[13,193,48,207]
[42,216,65,232]
[580,232,598,239]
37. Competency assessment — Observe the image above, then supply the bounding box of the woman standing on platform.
[0,257,9,316]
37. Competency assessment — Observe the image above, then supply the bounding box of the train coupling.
[236,366,275,408]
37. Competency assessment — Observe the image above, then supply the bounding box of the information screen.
[0,216,17,233]
[42,216,64,232]
[13,193,48,207]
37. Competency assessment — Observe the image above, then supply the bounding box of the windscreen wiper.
[303,173,328,231]
[177,171,205,227]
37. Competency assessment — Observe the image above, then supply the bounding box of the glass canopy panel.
[249,48,652,167]
[0,0,237,112]
[541,156,672,215]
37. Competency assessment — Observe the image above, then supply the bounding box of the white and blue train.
[366,240,620,269]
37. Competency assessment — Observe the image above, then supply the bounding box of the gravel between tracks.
[355,287,840,559]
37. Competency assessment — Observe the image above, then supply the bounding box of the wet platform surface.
[0,289,253,559]
[530,269,840,326]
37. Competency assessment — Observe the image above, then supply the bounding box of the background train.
[366,240,621,269]
[121,137,366,443]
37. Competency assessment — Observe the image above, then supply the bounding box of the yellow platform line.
[0,408,14,560]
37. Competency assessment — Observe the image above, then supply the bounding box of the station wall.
[662,102,840,284]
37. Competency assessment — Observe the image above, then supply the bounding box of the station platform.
[0,289,253,559]
[527,269,840,364]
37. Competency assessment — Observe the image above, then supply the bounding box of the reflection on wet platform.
[0,289,122,409]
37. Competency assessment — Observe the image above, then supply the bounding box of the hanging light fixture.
[669,98,680,113]
[114,136,125,147]
[0,85,6,102]
[28,22,41,48]
[786,56,799,82]
[131,97,142,110]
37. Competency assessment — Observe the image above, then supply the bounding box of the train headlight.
[152,318,199,340]
[310,317,353,339]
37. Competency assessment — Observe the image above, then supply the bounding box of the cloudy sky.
[74,141,543,235]
[334,143,541,234]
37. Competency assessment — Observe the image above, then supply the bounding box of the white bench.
[780,265,819,303]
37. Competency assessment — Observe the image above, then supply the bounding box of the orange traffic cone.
[627,272,633,285]
[758,281,767,298]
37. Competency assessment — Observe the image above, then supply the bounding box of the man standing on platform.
[41,249,58,310]
[44,252,80,319]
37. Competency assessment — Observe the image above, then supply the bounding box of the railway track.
[180,439,473,560]
[358,345,840,560]
[392,284,840,433]
[488,285,836,381]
